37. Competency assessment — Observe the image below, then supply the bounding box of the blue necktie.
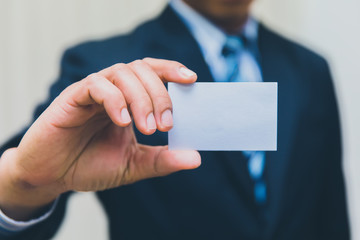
[222,36,267,204]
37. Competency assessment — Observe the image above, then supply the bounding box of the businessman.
[0,0,350,239]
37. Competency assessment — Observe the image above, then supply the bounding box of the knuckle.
[130,95,152,110]
[85,73,101,86]
[112,63,128,72]
[142,57,160,67]
[170,61,182,68]
[142,57,153,62]
[131,59,143,66]
[153,94,172,106]
[115,94,126,106]
[130,59,149,70]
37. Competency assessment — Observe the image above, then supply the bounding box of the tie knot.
[222,36,244,57]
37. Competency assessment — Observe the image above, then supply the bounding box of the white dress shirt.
[170,0,262,83]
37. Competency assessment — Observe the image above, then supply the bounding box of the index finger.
[141,58,197,83]
[99,58,197,84]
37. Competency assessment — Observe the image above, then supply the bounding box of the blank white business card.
[168,82,277,151]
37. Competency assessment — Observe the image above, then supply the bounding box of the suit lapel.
[148,6,215,83]
[258,24,302,235]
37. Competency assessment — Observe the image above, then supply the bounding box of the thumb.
[127,145,201,184]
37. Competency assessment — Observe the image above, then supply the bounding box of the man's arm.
[0,57,201,238]
[0,48,83,239]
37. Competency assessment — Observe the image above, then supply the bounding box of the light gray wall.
[1,0,359,239]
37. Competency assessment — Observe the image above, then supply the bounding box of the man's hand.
[0,58,201,221]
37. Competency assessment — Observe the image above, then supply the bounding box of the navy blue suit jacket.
[0,6,350,240]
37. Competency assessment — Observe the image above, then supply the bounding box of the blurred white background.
[0,0,359,239]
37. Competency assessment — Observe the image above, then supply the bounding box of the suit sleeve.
[0,46,90,240]
[317,60,350,239]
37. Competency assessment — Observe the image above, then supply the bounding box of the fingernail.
[147,112,157,130]
[179,67,196,78]
[161,109,173,127]
[121,108,131,123]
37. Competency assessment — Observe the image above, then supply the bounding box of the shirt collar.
[170,0,258,57]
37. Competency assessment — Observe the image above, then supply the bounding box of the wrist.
[0,148,61,221]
